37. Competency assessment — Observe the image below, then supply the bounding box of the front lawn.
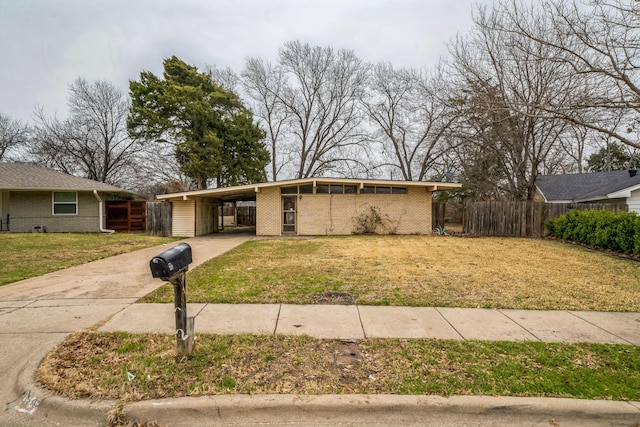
[0,233,178,286]
[141,236,640,311]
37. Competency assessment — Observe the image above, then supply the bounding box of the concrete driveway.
[0,233,252,426]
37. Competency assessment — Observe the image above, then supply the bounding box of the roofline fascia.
[574,197,605,203]
[607,184,640,199]
[533,184,550,202]
[0,187,136,194]
[156,179,462,200]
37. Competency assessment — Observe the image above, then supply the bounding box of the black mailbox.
[150,243,193,281]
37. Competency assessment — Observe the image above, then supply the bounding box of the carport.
[157,184,259,237]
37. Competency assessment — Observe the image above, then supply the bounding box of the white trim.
[52,191,78,216]
[156,178,462,201]
[607,183,640,199]
[93,190,115,233]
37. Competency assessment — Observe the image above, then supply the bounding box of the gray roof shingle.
[0,162,134,194]
[535,170,640,202]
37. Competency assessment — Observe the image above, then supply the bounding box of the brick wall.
[256,186,432,236]
[256,187,281,235]
[9,191,101,233]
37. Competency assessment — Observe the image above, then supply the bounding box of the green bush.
[546,209,640,254]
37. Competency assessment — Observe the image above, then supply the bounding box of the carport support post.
[171,272,193,356]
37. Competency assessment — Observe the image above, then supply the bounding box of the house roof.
[156,177,462,202]
[535,170,640,202]
[0,162,137,196]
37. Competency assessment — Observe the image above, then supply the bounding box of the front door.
[282,196,296,233]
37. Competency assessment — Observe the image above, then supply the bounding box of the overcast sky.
[0,0,485,122]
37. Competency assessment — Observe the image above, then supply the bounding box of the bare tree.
[0,113,28,161]
[500,0,640,149]
[281,41,370,178]
[446,2,575,200]
[363,62,456,181]
[241,58,291,180]
[243,41,370,179]
[30,78,142,186]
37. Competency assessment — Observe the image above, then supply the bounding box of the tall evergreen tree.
[586,142,631,172]
[128,56,268,189]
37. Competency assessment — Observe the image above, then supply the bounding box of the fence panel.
[146,201,172,237]
[105,201,147,232]
[463,201,628,237]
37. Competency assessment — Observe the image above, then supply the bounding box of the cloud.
[0,0,480,122]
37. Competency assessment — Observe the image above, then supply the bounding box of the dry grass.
[142,236,640,311]
[38,331,640,401]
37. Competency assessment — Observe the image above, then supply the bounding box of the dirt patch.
[311,290,356,305]
[334,341,364,367]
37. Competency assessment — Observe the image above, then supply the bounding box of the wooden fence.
[462,201,628,237]
[105,201,146,233]
[146,201,172,237]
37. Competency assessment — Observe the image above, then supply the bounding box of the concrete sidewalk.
[99,303,640,344]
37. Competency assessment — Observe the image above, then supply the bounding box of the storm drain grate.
[333,341,364,367]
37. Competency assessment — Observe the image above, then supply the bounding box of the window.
[299,184,313,194]
[359,185,407,194]
[330,184,344,194]
[53,192,77,215]
[316,184,329,194]
[361,186,375,194]
[344,185,357,194]
[281,186,298,195]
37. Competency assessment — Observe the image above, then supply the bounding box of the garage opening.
[219,201,256,231]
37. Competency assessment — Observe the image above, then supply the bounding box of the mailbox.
[150,243,193,281]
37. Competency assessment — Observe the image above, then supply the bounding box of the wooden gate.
[105,201,147,232]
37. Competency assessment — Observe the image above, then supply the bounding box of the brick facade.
[256,187,281,235]
[256,186,432,236]
[9,191,101,233]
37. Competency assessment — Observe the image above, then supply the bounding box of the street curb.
[122,394,640,426]
[11,373,640,426]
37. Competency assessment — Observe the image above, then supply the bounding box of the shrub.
[352,205,394,234]
[546,209,640,254]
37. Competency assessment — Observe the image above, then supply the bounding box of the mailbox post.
[149,243,194,356]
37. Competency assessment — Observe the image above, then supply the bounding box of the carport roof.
[155,178,462,202]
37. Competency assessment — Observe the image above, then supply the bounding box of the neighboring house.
[156,178,462,237]
[534,170,640,213]
[0,162,141,233]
